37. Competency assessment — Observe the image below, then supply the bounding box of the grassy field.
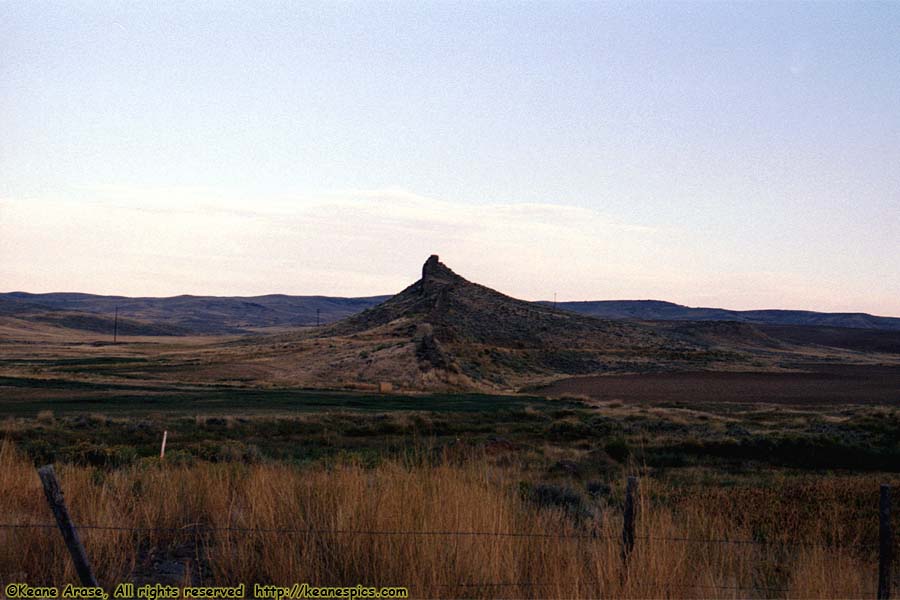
[0,375,561,415]
[2,341,899,597]
[2,376,899,472]
[0,439,897,598]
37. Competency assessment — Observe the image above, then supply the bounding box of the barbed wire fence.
[0,469,893,599]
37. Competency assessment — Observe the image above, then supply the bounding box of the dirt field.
[533,363,900,407]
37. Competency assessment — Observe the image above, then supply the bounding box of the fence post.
[879,484,893,600]
[37,465,99,587]
[622,476,637,565]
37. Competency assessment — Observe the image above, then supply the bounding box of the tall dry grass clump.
[0,439,886,598]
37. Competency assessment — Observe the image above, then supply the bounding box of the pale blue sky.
[2,1,898,314]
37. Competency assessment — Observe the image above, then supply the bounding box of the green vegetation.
[3,382,899,485]
[3,369,899,596]
[0,376,563,416]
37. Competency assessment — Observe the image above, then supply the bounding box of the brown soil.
[532,363,900,406]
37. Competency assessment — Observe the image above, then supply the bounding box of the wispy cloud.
[0,187,665,298]
[1,187,897,315]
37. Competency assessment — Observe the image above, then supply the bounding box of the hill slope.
[212,257,759,391]
[0,292,390,334]
[6,257,897,392]
[4,287,896,338]
[547,300,900,331]
[0,296,189,338]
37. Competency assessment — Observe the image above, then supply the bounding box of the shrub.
[524,482,592,519]
[214,440,263,463]
[586,480,612,498]
[605,437,631,463]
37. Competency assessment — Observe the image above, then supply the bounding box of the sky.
[1,1,899,315]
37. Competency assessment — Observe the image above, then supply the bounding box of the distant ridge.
[0,295,188,337]
[240,255,727,390]
[2,284,898,338]
[9,256,898,392]
[221,258,900,390]
[0,292,391,335]
[543,299,900,332]
[328,254,668,350]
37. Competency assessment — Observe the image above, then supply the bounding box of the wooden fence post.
[622,476,637,565]
[37,465,99,587]
[160,430,168,459]
[879,484,893,600]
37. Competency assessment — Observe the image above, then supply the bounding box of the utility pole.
[316,308,321,327]
[553,292,557,310]
[113,306,118,344]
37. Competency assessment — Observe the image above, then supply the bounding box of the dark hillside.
[548,300,900,331]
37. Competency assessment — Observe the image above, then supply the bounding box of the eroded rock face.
[422,255,441,279]
[321,254,677,390]
[415,322,455,372]
[420,255,462,293]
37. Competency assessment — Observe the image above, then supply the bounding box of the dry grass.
[0,440,884,598]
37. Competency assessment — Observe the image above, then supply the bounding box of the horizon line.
[3,289,899,321]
